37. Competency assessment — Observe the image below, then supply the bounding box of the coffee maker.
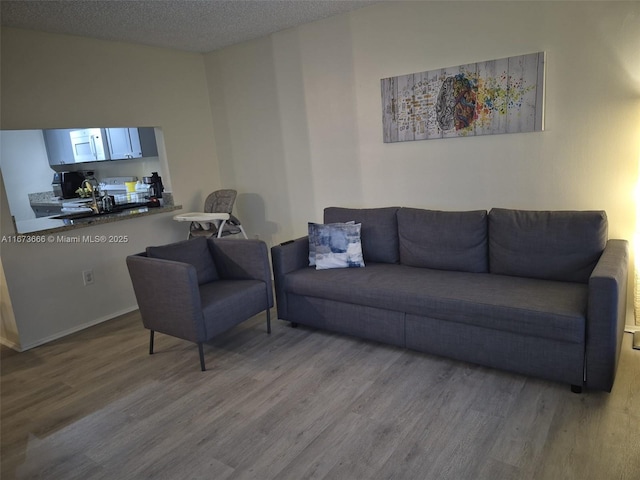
[143,172,164,207]
[52,171,85,199]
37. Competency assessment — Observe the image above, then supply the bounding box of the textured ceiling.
[0,0,382,53]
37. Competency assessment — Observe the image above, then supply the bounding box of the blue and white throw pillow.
[313,222,365,270]
[308,221,355,266]
[308,222,322,266]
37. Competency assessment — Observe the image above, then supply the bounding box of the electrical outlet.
[82,269,94,286]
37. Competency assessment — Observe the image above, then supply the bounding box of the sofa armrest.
[208,238,274,307]
[271,236,310,320]
[126,254,206,342]
[586,239,629,391]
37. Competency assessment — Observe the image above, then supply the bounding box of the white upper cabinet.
[43,127,159,166]
[43,129,75,165]
[106,128,143,160]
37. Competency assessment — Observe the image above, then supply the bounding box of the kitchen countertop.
[16,204,182,235]
[16,193,180,235]
[28,191,65,207]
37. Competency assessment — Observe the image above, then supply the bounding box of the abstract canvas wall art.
[381,52,545,142]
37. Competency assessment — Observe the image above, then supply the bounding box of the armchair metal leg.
[198,342,206,371]
[149,330,155,355]
[267,309,271,334]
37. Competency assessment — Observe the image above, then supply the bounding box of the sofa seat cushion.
[283,264,587,343]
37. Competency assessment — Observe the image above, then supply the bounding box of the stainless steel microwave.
[69,128,108,162]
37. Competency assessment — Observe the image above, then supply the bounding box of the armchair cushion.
[147,237,219,284]
[200,279,270,337]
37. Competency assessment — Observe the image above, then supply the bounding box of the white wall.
[0,130,53,220]
[0,28,221,349]
[205,1,640,323]
[0,171,20,349]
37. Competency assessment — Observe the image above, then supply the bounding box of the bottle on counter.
[135,181,150,203]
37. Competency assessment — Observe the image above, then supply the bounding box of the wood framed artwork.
[381,52,545,142]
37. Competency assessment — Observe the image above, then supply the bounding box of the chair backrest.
[204,189,237,214]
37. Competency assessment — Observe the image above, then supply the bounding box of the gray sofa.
[271,207,629,392]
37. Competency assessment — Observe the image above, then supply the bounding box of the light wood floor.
[1,310,639,480]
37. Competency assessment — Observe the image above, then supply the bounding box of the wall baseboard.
[17,305,139,352]
[0,336,21,352]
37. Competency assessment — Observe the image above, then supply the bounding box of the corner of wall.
[0,256,21,351]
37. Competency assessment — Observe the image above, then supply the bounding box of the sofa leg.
[267,308,271,334]
[149,330,155,355]
[198,343,206,372]
[291,322,298,328]
[571,384,583,394]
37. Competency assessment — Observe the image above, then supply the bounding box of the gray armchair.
[126,236,273,371]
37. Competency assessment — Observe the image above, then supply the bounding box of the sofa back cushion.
[397,208,488,273]
[146,236,219,285]
[489,208,607,283]
[324,207,400,263]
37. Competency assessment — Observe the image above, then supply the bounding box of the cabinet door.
[106,128,143,160]
[43,129,75,165]
[137,127,158,157]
